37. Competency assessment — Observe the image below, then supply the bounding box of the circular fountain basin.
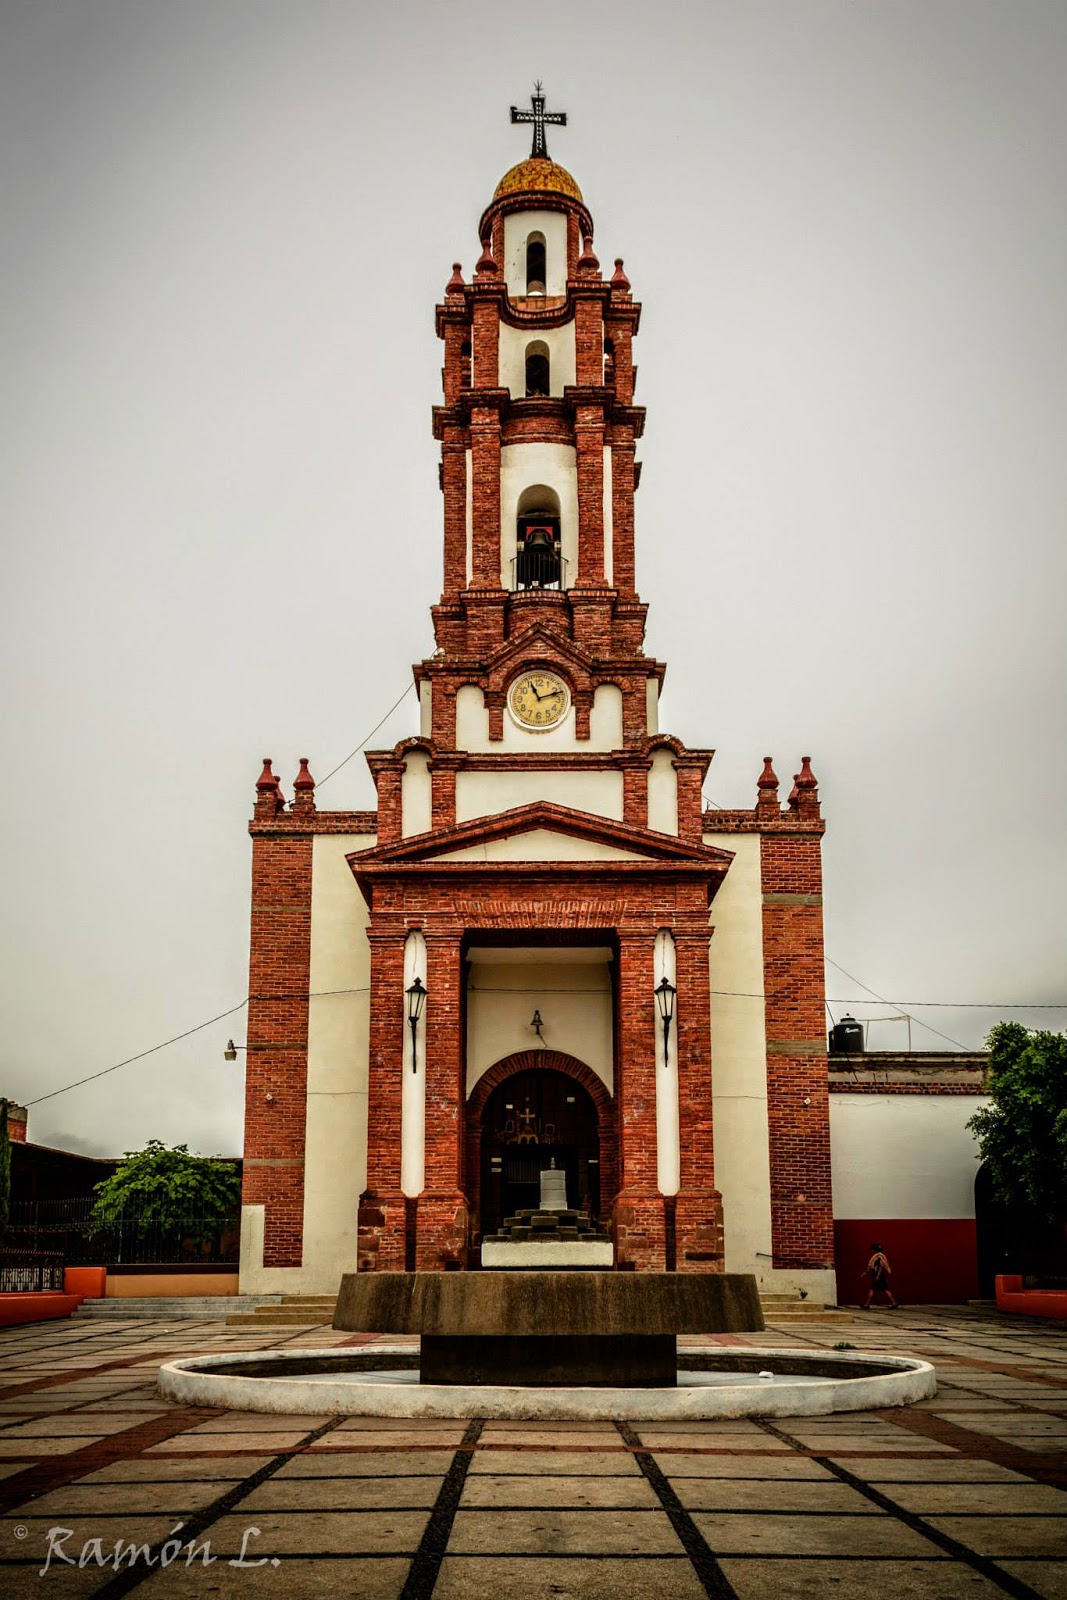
[158,1346,935,1421]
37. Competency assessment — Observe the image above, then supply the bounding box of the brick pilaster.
[673,924,724,1272]
[761,832,834,1271]
[613,933,666,1270]
[242,832,312,1267]
[416,932,469,1268]
[357,930,406,1272]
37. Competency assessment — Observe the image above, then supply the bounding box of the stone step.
[75,1296,282,1319]
[225,1310,337,1326]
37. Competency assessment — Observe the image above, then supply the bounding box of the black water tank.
[829,1015,865,1053]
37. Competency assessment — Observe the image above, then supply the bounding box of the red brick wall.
[761,832,834,1272]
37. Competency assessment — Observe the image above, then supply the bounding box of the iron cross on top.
[510,81,567,160]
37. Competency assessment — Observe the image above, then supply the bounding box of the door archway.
[465,1050,617,1246]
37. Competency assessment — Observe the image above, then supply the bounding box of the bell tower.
[398,85,705,838]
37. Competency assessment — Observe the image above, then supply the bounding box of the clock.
[508,669,570,730]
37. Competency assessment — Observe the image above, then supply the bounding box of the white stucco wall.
[466,947,614,1095]
[432,828,643,863]
[498,321,576,398]
[401,752,432,837]
[499,442,577,587]
[240,832,373,1294]
[503,208,569,297]
[603,444,613,584]
[455,770,624,825]
[455,682,622,754]
[646,680,659,735]
[401,930,427,1196]
[830,1095,988,1220]
[647,748,679,835]
[654,929,680,1194]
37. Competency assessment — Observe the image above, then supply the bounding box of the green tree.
[968,1023,1067,1224]
[90,1141,240,1245]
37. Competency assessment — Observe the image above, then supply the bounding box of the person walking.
[862,1242,899,1308]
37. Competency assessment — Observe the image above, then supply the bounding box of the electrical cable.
[826,956,969,1051]
[315,681,416,790]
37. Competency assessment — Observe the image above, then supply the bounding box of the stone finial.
[577,232,600,274]
[611,257,631,291]
[475,236,499,276]
[292,757,316,814]
[446,262,465,294]
[795,755,821,818]
[756,756,779,812]
[254,757,285,817]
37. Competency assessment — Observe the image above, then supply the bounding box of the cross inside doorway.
[510,82,568,160]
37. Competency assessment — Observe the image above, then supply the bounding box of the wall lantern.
[223,1039,240,1061]
[655,976,677,1066]
[529,1009,545,1043]
[406,977,428,1074]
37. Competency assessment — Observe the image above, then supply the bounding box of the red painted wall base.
[0,1293,83,1328]
[996,1276,1067,1320]
[833,1219,978,1305]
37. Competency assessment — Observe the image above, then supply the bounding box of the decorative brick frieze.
[829,1052,988,1094]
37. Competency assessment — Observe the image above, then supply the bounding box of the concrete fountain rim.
[157,1345,936,1421]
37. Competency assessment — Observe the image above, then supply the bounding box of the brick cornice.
[249,811,377,838]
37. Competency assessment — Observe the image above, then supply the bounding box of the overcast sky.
[2,0,1064,1158]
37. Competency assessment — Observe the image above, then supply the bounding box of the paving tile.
[5,1481,231,1516]
[242,1475,443,1510]
[692,1510,949,1558]
[718,1557,1008,1598]
[996,1561,1067,1600]
[468,1449,638,1476]
[924,1516,1067,1558]
[135,1557,409,1598]
[874,1482,1067,1515]
[474,1429,619,1447]
[635,1429,791,1450]
[0,1566,113,1598]
[75,1458,273,1482]
[145,1431,307,1453]
[274,1451,448,1478]
[832,1457,1034,1483]
[461,1473,659,1508]
[434,1555,705,1599]
[672,1478,880,1512]
[184,1413,334,1431]
[0,1516,180,1565]
[0,1436,106,1456]
[194,1509,429,1556]
[660,1455,836,1479]
[0,1415,159,1437]
[323,1425,467,1445]
[449,1507,684,1556]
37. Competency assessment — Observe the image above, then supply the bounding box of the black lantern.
[406,977,427,1074]
[655,976,677,1065]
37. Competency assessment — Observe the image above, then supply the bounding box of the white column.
[401,930,427,1196]
[654,928,680,1194]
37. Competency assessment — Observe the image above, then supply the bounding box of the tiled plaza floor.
[0,1306,1063,1597]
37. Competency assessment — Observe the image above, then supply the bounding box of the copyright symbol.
[14,1526,27,1539]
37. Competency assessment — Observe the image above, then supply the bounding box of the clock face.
[508,670,570,730]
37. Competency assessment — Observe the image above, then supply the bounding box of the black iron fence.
[0,1249,65,1293]
[6,1199,239,1266]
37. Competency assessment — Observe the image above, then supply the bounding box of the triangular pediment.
[347,802,735,873]
[482,625,596,682]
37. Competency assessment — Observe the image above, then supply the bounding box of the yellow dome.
[494,157,583,204]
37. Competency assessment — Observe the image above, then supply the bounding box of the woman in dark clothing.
[862,1242,899,1308]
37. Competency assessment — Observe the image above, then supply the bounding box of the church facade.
[237,98,842,1303]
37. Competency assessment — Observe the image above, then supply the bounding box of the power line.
[315,681,416,790]
[826,957,969,1050]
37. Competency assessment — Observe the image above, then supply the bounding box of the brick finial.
[475,236,499,276]
[796,755,821,819]
[577,232,600,274]
[611,257,631,291]
[756,756,779,813]
[787,774,800,811]
[445,262,465,295]
[292,757,316,815]
[254,757,285,818]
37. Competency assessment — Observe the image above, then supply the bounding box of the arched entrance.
[465,1050,617,1247]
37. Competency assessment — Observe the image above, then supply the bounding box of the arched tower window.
[460,339,471,389]
[603,337,615,385]
[514,485,563,591]
[525,341,550,397]
[525,233,547,295]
